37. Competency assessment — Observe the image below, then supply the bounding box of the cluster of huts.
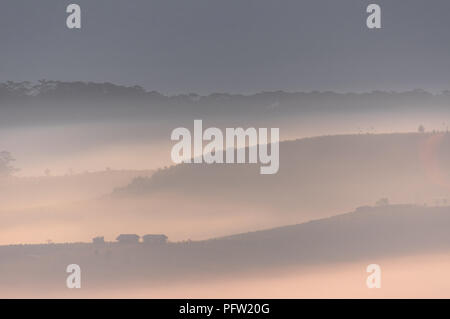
[92,234,168,245]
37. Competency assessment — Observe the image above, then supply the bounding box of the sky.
[1,0,450,94]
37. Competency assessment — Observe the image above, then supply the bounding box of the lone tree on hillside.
[418,125,425,133]
[0,151,18,178]
[376,198,390,207]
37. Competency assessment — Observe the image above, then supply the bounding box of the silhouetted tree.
[376,198,389,207]
[418,125,425,133]
[0,151,18,178]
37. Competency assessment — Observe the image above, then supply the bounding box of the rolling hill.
[115,132,450,220]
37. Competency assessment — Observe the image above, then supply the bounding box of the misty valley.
[2,83,450,298]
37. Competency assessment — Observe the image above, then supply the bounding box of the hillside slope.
[116,132,450,219]
[1,204,450,295]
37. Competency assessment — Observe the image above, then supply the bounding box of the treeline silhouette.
[4,80,450,106]
[2,80,450,112]
[3,80,450,128]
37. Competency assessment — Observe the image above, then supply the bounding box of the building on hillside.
[92,236,105,244]
[116,234,140,244]
[142,234,168,244]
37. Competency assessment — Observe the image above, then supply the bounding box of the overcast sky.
[1,0,450,94]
